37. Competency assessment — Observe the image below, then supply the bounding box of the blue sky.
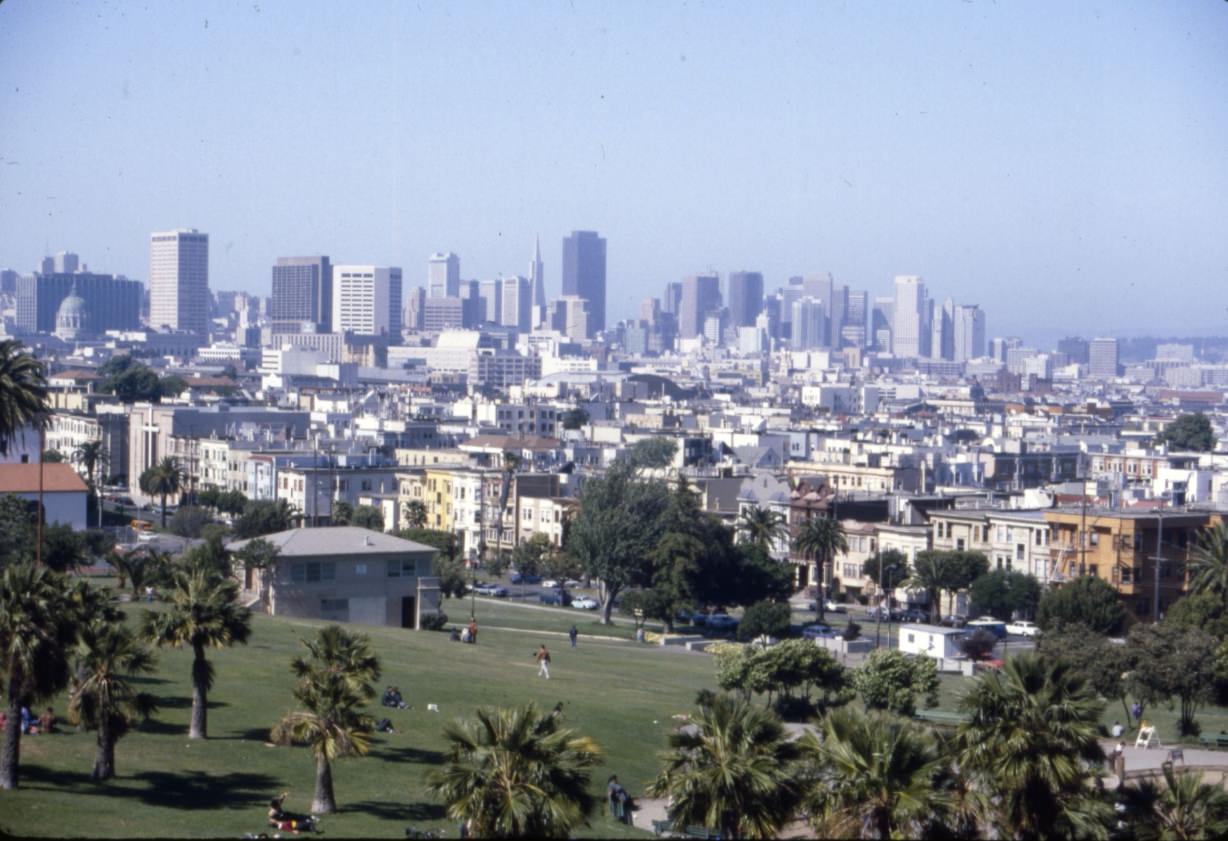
[1,0,1226,343]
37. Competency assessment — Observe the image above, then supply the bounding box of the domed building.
[54,282,89,341]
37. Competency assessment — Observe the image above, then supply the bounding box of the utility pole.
[1153,508,1164,623]
[1079,451,1088,576]
[875,552,884,648]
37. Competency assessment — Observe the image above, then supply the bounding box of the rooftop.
[228,526,438,558]
[0,463,89,494]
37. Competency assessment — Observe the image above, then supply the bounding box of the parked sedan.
[563,578,583,589]
[1005,620,1041,637]
[899,609,929,624]
[801,623,838,639]
[540,591,571,606]
[472,583,509,597]
[510,572,542,585]
[705,612,739,630]
[542,579,561,590]
[571,596,600,610]
[823,600,849,614]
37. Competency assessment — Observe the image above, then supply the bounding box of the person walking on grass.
[569,625,578,648]
[535,644,551,679]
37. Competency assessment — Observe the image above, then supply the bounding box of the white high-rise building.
[331,265,403,336]
[892,275,927,359]
[500,275,532,332]
[953,304,986,362]
[1088,337,1119,379]
[427,253,460,298]
[149,228,209,334]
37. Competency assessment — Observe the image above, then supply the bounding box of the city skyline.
[1,3,1226,343]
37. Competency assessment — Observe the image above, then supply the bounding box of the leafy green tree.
[799,707,953,841]
[969,569,1041,621]
[794,516,848,620]
[511,534,553,578]
[428,704,602,839]
[1156,412,1215,452]
[620,588,675,632]
[1128,622,1218,736]
[731,542,796,608]
[232,538,280,605]
[142,568,252,739]
[168,505,212,538]
[0,340,48,457]
[40,523,89,573]
[1187,523,1228,600]
[217,490,249,517]
[178,532,232,579]
[0,495,36,567]
[909,551,990,623]
[1037,628,1133,721]
[1035,575,1125,635]
[737,601,792,642]
[271,625,380,814]
[402,499,427,529]
[331,500,354,526]
[567,458,671,623]
[233,499,296,539]
[159,374,188,398]
[351,504,384,532]
[561,407,590,430]
[40,449,64,463]
[1117,763,1228,841]
[197,487,220,510]
[958,654,1110,840]
[852,648,941,717]
[69,612,157,781]
[138,457,184,528]
[649,694,802,840]
[1165,592,1228,641]
[714,642,851,712]
[861,549,909,594]
[0,564,74,789]
[99,357,165,403]
[959,628,998,661]
[737,506,788,554]
[626,437,678,469]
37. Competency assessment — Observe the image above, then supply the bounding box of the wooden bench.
[1197,734,1228,750]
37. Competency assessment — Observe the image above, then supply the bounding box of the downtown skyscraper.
[149,228,209,335]
[726,271,764,328]
[561,231,606,334]
[270,255,332,332]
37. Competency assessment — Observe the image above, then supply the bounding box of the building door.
[401,596,417,629]
[796,563,809,589]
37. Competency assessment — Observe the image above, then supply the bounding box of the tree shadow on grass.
[369,745,445,765]
[152,695,229,710]
[138,717,186,735]
[214,726,274,743]
[126,674,170,686]
[347,799,445,822]
[127,769,280,810]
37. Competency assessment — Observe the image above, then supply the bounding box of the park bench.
[1198,734,1228,750]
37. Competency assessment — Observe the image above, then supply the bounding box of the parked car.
[899,608,929,623]
[510,572,542,585]
[539,590,571,606]
[865,605,903,621]
[542,579,561,590]
[940,614,968,628]
[823,599,848,613]
[705,612,739,630]
[1005,620,1041,637]
[802,623,838,639]
[571,596,599,610]
[472,583,509,597]
[563,578,583,589]
[966,617,1008,639]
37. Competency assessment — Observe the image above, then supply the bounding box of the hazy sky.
[2,1,1226,344]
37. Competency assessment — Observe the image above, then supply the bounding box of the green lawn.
[1,595,717,838]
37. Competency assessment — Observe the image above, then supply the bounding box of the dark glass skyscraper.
[561,230,606,334]
[271,256,332,331]
[726,271,764,328]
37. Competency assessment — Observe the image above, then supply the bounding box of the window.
[386,559,417,578]
[291,562,336,583]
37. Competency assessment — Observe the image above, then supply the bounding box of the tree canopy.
[968,569,1041,621]
[1035,576,1125,636]
[1156,412,1216,452]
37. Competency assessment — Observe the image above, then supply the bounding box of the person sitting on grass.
[382,686,408,709]
[38,708,55,734]
[268,792,317,833]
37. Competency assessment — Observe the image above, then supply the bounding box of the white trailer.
[898,624,967,660]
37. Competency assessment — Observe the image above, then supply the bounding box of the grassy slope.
[2,602,714,838]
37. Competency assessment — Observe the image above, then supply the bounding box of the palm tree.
[737,506,787,555]
[1187,523,1228,600]
[69,614,158,780]
[0,339,48,457]
[139,457,184,529]
[403,500,427,529]
[428,703,602,839]
[1117,763,1228,841]
[142,567,251,739]
[0,563,74,789]
[74,440,108,527]
[908,552,948,624]
[271,626,380,814]
[799,707,953,840]
[648,694,802,840]
[793,515,848,620]
[958,653,1110,840]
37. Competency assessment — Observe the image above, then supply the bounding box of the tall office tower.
[561,230,606,333]
[271,256,332,332]
[990,336,1022,362]
[53,252,79,274]
[679,273,721,338]
[15,271,143,335]
[1088,337,1120,379]
[640,297,661,325]
[778,285,803,333]
[331,265,402,335]
[427,252,460,298]
[530,237,545,308]
[0,269,17,295]
[828,285,848,348]
[929,297,955,360]
[891,275,928,358]
[40,256,54,275]
[663,281,683,315]
[952,304,986,362]
[423,297,464,331]
[478,279,502,324]
[548,296,590,342]
[791,297,827,350]
[842,289,868,348]
[149,229,209,334]
[871,296,894,351]
[404,285,425,330]
[1057,336,1090,364]
[726,271,764,328]
[458,280,483,328]
[802,272,834,334]
[703,309,729,346]
[501,276,533,332]
[761,293,782,341]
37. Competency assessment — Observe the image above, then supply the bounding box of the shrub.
[843,620,862,642]
[737,600,792,642]
[960,628,998,661]
[420,612,449,632]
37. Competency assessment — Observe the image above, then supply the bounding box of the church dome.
[54,283,88,340]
